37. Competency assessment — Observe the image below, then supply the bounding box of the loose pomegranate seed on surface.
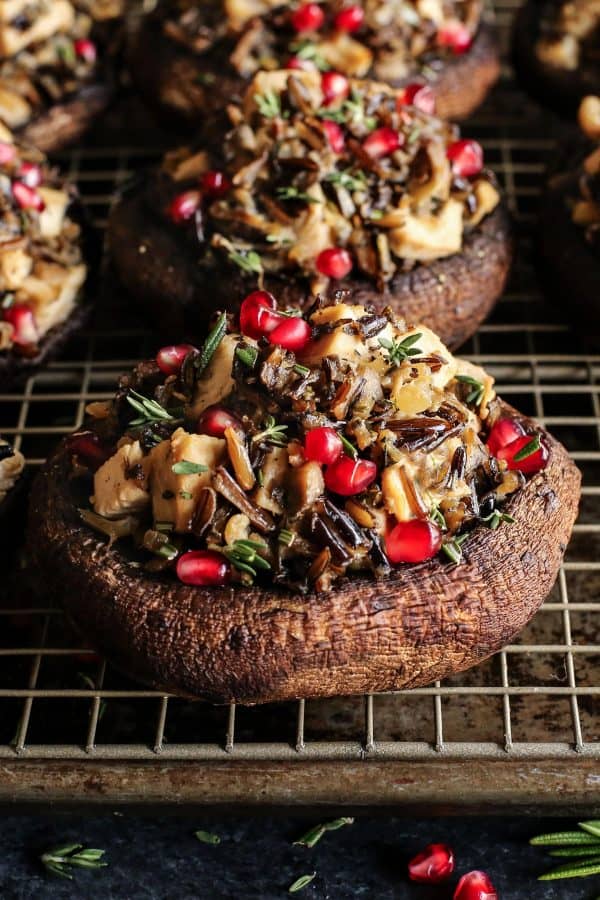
[269,316,312,352]
[17,161,42,188]
[0,142,16,164]
[201,170,231,197]
[398,82,436,115]
[363,127,403,159]
[74,38,97,64]
[334,5,364,32]
[497,433,549,475]
[316,247,353,278]
[196,405,241,438]
[3,302,38,345]
[239,290,280,339]
[408,843,455,883]
[453,870,498,900]
[291,2,324,32]
[66,431,111,470]
[437,21,473,54]
[304,427,343,465]
[156,343,197,375]
[321,71,350,105]
[176,550,231,587]
[486,417,525,456]
[324,456,377,496]
[322,119,345,153]
[168,189,201,224]
[447,139,484,177]
[385,519,442,564]
[12,181,45,211]
[285,55,317,72]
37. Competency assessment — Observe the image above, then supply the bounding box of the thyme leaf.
[252,415,288,447]
[481,509,515,530]
[228,249,263,275]
[41,844,107,880]
[127,390,177,427]
[378,332,423,367]
[456,374,485,405]
[441,533,468,565]
[290,39,329,70]
[196,312,227,376]
[325,169,367,192]
[254,90,281,118]
[293,363,310,376]
[430,505,447,530]
[172,460,209,475]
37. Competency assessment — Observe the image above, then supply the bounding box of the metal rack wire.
[0,0,598,808]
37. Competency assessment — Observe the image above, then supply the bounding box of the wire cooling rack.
[0,0,598,809]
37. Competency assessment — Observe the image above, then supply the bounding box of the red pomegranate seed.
[334,5,364,32]
[168,190,201,224]
[363,127,403,159]
[74,38,97,64]
[239,290,280,339]
[66,431,111,470]
[385,519,442,564]
[324,456,377,496]
[12,181,44,211]
[486,417,525,456]
[316,247,353,278]
[437,21,472,54]
[0,142,16,164]
[291,2,324,32]
[447,139,484,177]
[453,870,498,900]
[269,316,311,352]
[496,433,549,475]
[201,170,231,197]
[321,71,350,105]
[304,427,343,465]
[3,302,38,345]
[156,343,197,375]
[196,405,241,438]
[323,119,345,153]
[17,161,42,188]
[176,550,231,587]
[408,843,455,884]
[398,82,436,115]
[285,55,317,72]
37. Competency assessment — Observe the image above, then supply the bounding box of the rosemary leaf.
[378,332,423,367]
[252,415,288,447]
[289,873,316,893]
[196,312,227,376]
[513,434,541,462]
[41,844,107,879]
[530,831,600,846]
[236,345,259,368]
[339,434,358,460]
[456,374,485,405]
[294,817,354,848]
[580,822,600,839]
[195,830,221,845]
[538,857,600,880]
[229,249,263,275]
[254,90,281,118]
[172,460,209,475]
[277,186,321,204]
[550,846,600,857]
[293,363,310,376]
[127,390,176,427]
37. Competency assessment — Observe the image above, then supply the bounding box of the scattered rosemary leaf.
[41,844,107,880]
[195,312,227,376]
[481,509,515,530]
[538,857,600,880]
[222,540,271,579]
[279,529,295,547]
[325,169,367,192]
[294,817,354,848]
[252,415,288,447]
[530,831,600,846]
[290,39,329,70]
[456,374,484,405]
[289,873,316,893]
[127,390,176,427]
[172,461,209,475]
[580,822,600,839]
[441,533,468,566]
[339,434,358,460]
[277,186,321,204]
[430,505,447,530]
[254,90,281,118]
[236,345,259,367]
[229,249,263,275]
[513,434,541,462]
[293,363,310,376]
[195,830,221,845]
[550,846,600,857]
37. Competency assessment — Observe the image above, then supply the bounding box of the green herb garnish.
[252,415,288,447]
[172,460,209,476]
[196,312,227,376]
[222,540,271,578]
[531,822,600,881]
[289,873,316,893]
[294,817,354,849]
[56,41,77,67]
[279,529,295,547]
[481,509,515,530]
[430,505,447,530]
[254,90,281,118]
[340,434,358,460]
[441,533,468,565]
[178,491,193,501]
[378,332,423,367]
[41,844,107,880]
[290,39,329,70]
[293,363,310,376]
[319,91,376,130]
[228,249,263,275]
[127,390,177,427]
[325,169,367,192]
[236,345,259,367]
[195,830,221,845]
[195,72,216,85]
[513,434,541,462]
[456,374,485,406]
[277,186,321,204]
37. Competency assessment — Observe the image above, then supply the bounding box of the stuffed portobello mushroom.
[0,435,25,526]
[539,96,600,338]
[0,0,124,153]
[0,125,89,386]
[130,0,500,127]
[29,296,580,704]
[514,0,600,114]
[110,70,512,351]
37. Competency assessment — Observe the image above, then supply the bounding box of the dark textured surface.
[0,813,596,899]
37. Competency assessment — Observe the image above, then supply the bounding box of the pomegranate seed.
[453,870,498,900]
[269,316,311,352]
[324,456,377,496]
[304,427,343,465]
[385,519,442,564]
[398,82,436,115]
[176,550,231,587]
[316,247,353,278]
[285,55,317,72]
[408,843,455,883]
[0,142,16,164]
[66,431,111,470]
[291,2,324,32]
[321,71,350,105]
[497,433,549,475]
[323,119,345,153]
[438,21,472,54]
[201,170,231,197]
[168,190,201,224]
[17,161,42,188]
[239,290,280,339]
[74,38,97,64]
[12,181,44,211]
[363,127,403,159]
[3,302,38,345]
[196,405,241,438]
[156,343,197,375]
[486,417,525,456]
[447,139,484,177]
[334,5,364,32]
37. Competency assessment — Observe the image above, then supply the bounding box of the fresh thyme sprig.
[276,186,321,204]
[325,169,367,192]
[441,532,469,565]
[41,844,107,880]
[196,312,227,376]
[222,540,271,578]
[513,434,541,462]
[456,374,485,406]
[531,822,600,881]
[228,248,263,275]
[252,415,288,447]
[127,390,177,427]
[481,509,515,530]
[172,460,209,475]
[378,332,423,367]
[294,817,354,849]
[254,90,281,118]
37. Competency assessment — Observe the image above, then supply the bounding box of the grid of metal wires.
[0,0,598,773]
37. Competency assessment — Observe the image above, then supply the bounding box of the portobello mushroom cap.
[28,404,579,705]
[109,182,512,352]
[17,80,114,156]
[129,15,500,128]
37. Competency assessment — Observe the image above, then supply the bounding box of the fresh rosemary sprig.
[222,540,271,578]
[325,169,367,192]
[513,434,541,462]
[127,390,177,427]
[441,533,468,565]
[456,374,485,406]
[252,415,288,447]
[172,460,209,475]
[195,312,227,376]
[531,821,600,882]
[481,509,515,530]
[378,332,423,367]
[289,873,316,893]
[276,186,320,204]
[294,817,354,849]
[236,345,259,368]
[41,844,107,880]
[228,248,263,275]
[195,830,221,845]
[254,90,281,118]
